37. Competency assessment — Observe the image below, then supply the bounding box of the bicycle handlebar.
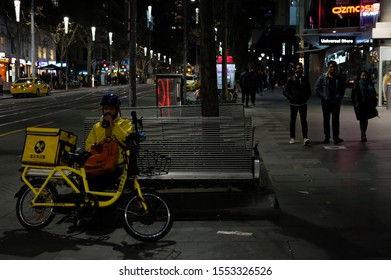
[131,111,138,134]
[124,111,146,149]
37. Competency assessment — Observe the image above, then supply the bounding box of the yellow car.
[186,75,200,91]
[11,77,51,98]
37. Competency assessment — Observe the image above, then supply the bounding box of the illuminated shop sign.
[332,3,380,16]
[319,36,356,45]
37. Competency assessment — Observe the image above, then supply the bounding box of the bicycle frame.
[20,162,147,210]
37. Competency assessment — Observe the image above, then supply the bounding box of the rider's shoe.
[67,224,80,233]
[66,218,99,233]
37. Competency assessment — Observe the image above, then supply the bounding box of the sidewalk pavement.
[246,87,391,259]
[0,92,12,99]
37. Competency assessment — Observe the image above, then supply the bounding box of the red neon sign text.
[332,4,380,14]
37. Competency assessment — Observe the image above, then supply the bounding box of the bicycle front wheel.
[123,190,173,242]
[16,180,57,230]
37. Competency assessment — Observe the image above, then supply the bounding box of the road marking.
[323,145,347,150]
[0,121,54,137]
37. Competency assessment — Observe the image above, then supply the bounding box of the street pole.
[221,0,228,101]
[147,6,153,83]
[91,26,96,87]
[14,0,21,81]
[183,0,187,100]
[195,7,199,67]
[128,0,137,107]
[64,16,69,91]
[31,0,36,77]
[109,32,113,85]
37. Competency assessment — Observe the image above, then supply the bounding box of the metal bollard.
[387,84,391,110]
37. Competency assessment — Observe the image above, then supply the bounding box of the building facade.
[0,14,56,83]
[295,0,389,104]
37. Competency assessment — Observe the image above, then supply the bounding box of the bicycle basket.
[137,149,171,176]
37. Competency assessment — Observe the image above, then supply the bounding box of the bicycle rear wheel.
[16,180,57,230]
[122,190,173,242]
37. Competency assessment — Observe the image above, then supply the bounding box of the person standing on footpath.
[0,74,4,96]
[351,70,379,143]
[240,68,251,107]
[283,62,312,146]
[315,60,346,144]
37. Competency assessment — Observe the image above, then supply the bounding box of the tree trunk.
[221,0,228,101]
[200,0,219,117]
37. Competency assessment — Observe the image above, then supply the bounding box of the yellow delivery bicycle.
[14,112,173,242]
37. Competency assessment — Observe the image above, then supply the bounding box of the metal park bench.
[82,104,261,188]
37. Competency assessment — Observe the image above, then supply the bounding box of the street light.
[14,0,20,22]
[109,32,113,77]
[146,6,153,53]
[109,32,113,45]
[195,8,199,24]
[14,0,21,80]
[91,26,96,42]
[146,6,153,80]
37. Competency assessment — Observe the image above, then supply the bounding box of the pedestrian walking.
[351,70,379,143]
[0,74,4,96]
[283,62,312,146]
[315,60,346,144]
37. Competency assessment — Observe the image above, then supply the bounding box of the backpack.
[84,138,118,177]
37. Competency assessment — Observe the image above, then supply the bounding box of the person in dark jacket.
[283,62,312,146]
[351,70,379,143]
[315,60,346,144]
[240,68,250,107]
[240,68,257,107]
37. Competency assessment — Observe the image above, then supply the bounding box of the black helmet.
[100,93,121,107]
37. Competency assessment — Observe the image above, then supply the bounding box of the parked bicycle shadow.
[0,228,177,260]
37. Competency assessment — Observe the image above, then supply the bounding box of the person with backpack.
[240,68,251,107]
[85,93,134,182]
[283,62,312,146]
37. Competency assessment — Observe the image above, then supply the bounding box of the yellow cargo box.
[22,127,77,166]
